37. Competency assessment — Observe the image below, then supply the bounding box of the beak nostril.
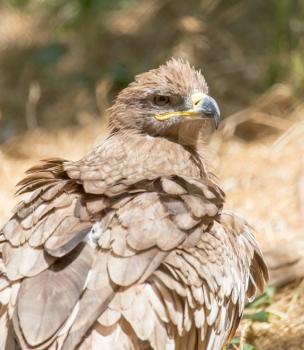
[191,92,206,109]
[193,99,201,107]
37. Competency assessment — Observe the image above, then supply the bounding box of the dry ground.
[0,86,304,349]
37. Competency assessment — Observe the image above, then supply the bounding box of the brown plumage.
[0,58,268,350]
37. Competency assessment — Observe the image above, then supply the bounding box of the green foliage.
[109,64,134,86]
[230,337,255,350]
[244,310,271,323]
[31,43,68,66]
[1,0,303,133]
[245,286,277,323]
[4,0,304,92]
[6,0,133,25]
[6,0,29,6]
[248,285,276,309]
[227,286,277,348]
[268,0,304,91]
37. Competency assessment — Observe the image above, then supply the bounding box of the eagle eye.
[153,95,170,106]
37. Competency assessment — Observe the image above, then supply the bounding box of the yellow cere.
[155,110,199,121]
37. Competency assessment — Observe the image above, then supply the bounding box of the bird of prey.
[0,58,268,350]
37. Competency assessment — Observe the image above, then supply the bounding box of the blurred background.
[0,1,304,349]
[0,0,303,137]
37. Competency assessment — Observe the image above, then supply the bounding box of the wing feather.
[15,243,93,347]
[0,136,267,350]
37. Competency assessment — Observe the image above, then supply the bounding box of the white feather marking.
[85,221,104,249]
[83,269,93,290]
[58,301,80,336]
[114,325,121,344]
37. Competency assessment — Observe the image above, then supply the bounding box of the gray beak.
[198,95,221,129]
[156,93,221,128]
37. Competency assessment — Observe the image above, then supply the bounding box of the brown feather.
[44,220,91,257]
[16,243,93,347]
[0,59,268,350]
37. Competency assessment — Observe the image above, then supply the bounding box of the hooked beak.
[155,92,221,129]
[192,93,221,129]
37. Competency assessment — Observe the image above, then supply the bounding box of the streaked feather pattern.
[0,59,268,350]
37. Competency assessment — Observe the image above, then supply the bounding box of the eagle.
[0,58,268,350]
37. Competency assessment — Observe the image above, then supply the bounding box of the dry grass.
[214,87,304,349]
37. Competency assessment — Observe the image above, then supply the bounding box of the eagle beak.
[155,92,221,129]
[191,92,221,129]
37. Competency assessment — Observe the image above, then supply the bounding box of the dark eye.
[153,95,170,106]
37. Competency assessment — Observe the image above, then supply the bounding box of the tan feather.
[161,177,187,195]
[3,243,54,280]
[153,270,187,297]
[29,209,70,247]
[182,194,218,218]
[122,285,155,340]
[41,182,67,201]
[146,283,170,323]
[107,248,161,286]
[45,219,91,258]
[16,243,93,347]
[86,197,108,214]
[110,225,136,257]
[0,61,268,350]
[62,286,115,350]
[97,308,121,327]
[172,212,200,230]
[2,218,19,243]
